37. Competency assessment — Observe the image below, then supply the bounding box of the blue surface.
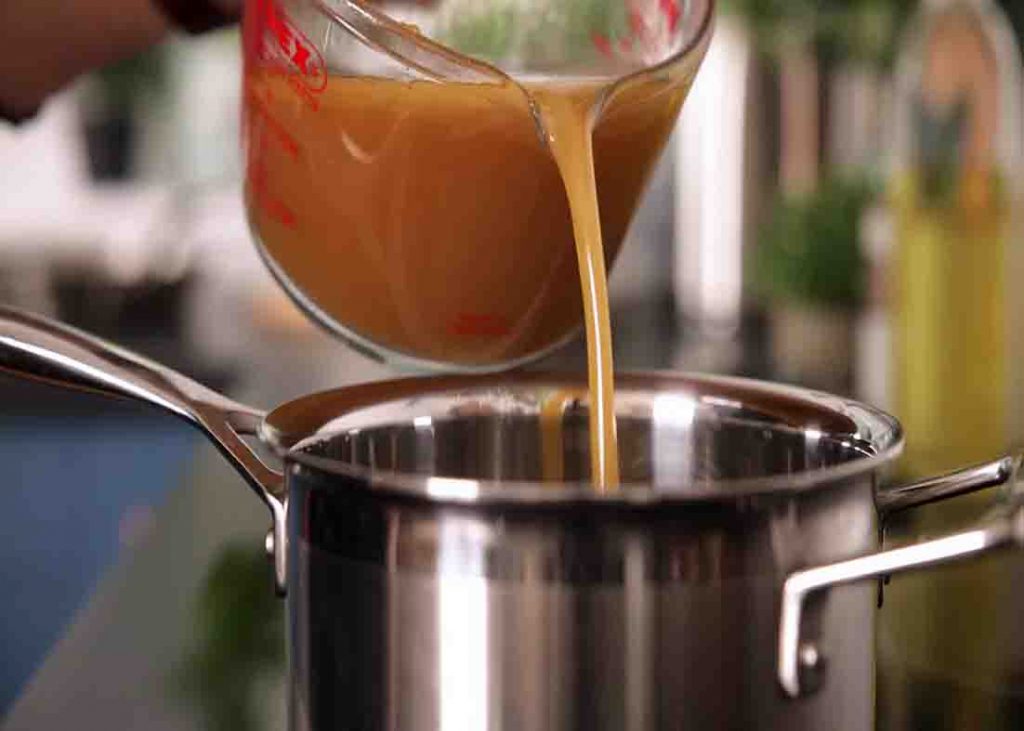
[0,413,199,715]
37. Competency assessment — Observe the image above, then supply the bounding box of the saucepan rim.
[260,370,905,505]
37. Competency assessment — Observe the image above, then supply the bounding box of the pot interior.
[264,372,903,498]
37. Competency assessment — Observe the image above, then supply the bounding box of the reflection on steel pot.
[1,306,1023,730]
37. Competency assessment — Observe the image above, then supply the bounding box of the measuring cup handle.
[0,305,289,593]
[778,456,1024,699]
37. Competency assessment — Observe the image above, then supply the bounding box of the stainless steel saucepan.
[2,305,1022,730]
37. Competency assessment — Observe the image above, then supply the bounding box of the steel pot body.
[1,306,1022,730]
[286,465,877,730]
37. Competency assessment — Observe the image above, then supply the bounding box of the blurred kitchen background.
[2,0,1024,728]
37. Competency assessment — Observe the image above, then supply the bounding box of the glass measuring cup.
[241,0,713,370]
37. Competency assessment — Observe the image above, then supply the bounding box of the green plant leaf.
[752,176,876,308]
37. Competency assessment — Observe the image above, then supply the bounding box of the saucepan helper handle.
[0,305,289,594]
[875,457,1019,516]
[777,456,1024,699]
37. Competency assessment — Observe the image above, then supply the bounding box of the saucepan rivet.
[798,643,821,671]
[265,527,276,558]
[796,642,828,695]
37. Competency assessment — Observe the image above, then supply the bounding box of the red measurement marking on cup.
[659,0,681,33]
[252,0,327,109]
[255,185,298,228]
[629,8,646,36]
[246,85,301,159]
[591,0,681,58]
[248,160,298,229]
[451,313,511,337]
[243,80,302,227]
[274,70,323,112]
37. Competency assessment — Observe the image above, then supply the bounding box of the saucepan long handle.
[778,456,1024,698]
[0,305,288,593]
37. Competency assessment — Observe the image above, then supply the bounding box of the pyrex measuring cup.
[241,0,713,370]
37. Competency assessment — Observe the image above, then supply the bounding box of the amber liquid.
[245,69,688,489]
[532,85,621,487]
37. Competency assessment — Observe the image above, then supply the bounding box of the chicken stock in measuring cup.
[241,0,712,489]
[241,0,709,371]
